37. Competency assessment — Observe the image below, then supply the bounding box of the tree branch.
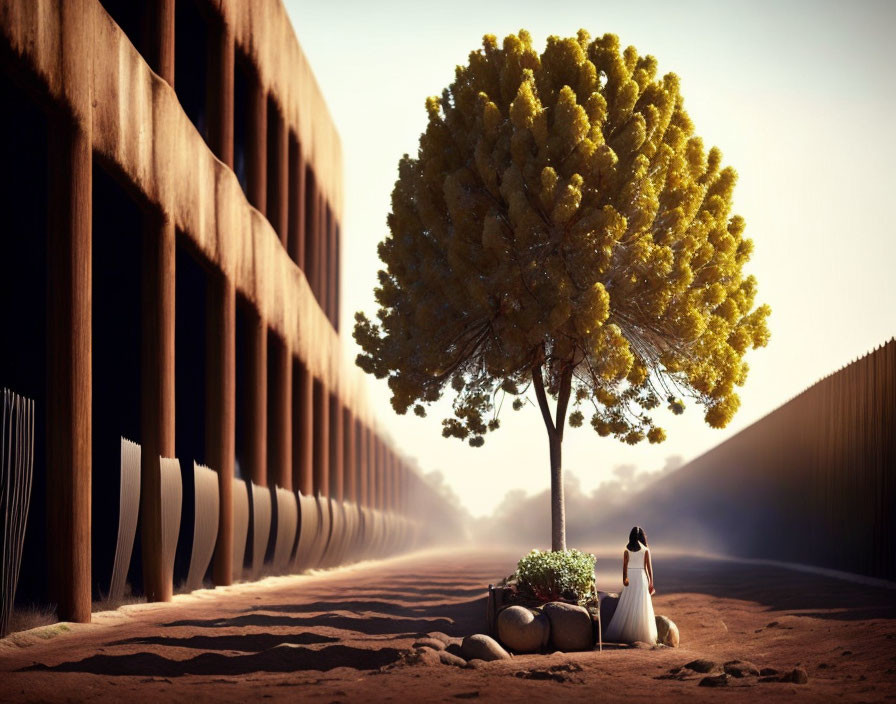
[555,364,574,440]
[531,363,555,436]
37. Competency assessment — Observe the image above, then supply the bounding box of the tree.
[354,30,770,551]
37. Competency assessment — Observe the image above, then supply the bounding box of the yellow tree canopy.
[355,30,770,447]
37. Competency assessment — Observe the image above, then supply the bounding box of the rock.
[413,637,446,651]
[699,673,729,687]
[543,602,594,652]
[464,659,486,670]
[685,659,718,673]
[461,634,512,662]
[439,650,467,667]
[427,631,457,646]
[630,641,652,649]
[410,647,442,666]
[759,667,809,684]
[445,642,463,658]
[598,592,619,627]
[655,616,680,647]
[759,667,778,677]
[724,660,760,678]
[497,606,550,653]
[787,668,809,684]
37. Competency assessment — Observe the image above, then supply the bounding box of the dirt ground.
[1,547,894,703]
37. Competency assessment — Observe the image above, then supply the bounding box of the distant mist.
[419,455,732,555]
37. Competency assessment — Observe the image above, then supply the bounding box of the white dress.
[604,544,657,644]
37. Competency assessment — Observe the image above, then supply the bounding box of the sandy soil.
[1,547,894,703]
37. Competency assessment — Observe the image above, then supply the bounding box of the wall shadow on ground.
[107,632,339,652]
[159,595,485,638]
[21,645,402,676]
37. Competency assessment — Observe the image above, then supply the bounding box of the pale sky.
[284,0,896,517]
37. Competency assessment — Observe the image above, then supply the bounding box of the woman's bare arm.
[645,549,655,594]
[622,550,629,587]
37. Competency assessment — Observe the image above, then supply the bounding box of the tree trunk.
[532,364,574,552]
[548,430,566,551]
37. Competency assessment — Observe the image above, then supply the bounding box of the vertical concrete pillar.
[387,449,396,512]
[334,225,341,332]
[295,361,314,495]
[376,436,385,511]
[288,137,306,269]
[46,118,92,623]
[207,17,234,168]
[329,393,344,501]
[344,408,356,504]
[268,336,292,489]
[390,453,399,513]
[382,446,390,512]
[267,102,288,245]
[317,193,327,311]
[329,216,339,329]
[204,13,235,587]
[304,169,317,294]
[247,70,267,212]
[358,423,369,508]
[140,212,176,601]
[312,379,329,496]
[403,463,410,514]
[146,0,175,85]
[244,308,267,487]
[207,275,235,586]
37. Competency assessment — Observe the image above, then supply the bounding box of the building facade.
[0,0,455,626]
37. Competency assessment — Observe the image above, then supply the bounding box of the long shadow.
[107,632,339,652]
[21,645,402,676]
[249,599,433,614]
[251,597,487,635]
[344,585,488,598]
[163,597,487,637]
[164,613,456,636]
[632,554,896,620]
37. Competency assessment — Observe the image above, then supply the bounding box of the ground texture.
[1,547,894,702]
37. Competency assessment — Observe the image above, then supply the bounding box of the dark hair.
[626,526,648,551]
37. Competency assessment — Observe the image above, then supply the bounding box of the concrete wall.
[608,340,896,581]
[0,0,463,623]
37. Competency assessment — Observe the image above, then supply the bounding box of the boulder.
[786,668,809,684]
[685,659,718,673]
[724,660,760,678]
[497,606,550,653]
[699,673,729,687]
[427,631,458,646]
[759,667,808,684]
[598,592,619,627]
[461,634,512,662]
[543,602,594,652]
[410,647,442,666]
[759,667,778,677]
[413,637,446,651]
[445,642,464,658]
[655,615,680,647]
[439,650,467,667]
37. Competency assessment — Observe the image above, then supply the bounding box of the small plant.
[515,549,596,604]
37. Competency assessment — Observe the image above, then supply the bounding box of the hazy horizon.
[284,0,896,517]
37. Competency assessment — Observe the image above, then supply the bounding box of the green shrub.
[515,549,596,604]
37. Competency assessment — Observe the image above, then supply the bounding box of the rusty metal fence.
[634,339,895,581]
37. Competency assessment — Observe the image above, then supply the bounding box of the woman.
[604,526,657,644]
